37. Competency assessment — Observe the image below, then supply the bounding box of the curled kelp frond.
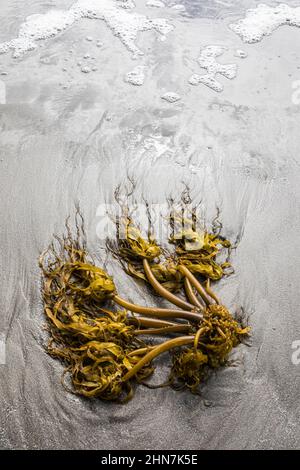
[40,252,116,307]
[126,258,184,293]
[169,305,249,392]
[107,216,162,281]
[50,340,154,401]
[45,303,156,401]
[45,303,136,345]
[170,348,208,393]
[114,216,161,261]
[148,260,184,292]
[200,304,250,368]
[169,215,232,281]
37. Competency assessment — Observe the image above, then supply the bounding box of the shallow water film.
[1,0,300,450]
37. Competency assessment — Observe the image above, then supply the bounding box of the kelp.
[108,216,185,292]
[170,348,208,393]
[40,210,250,402]
[199,305,250,368]
[110,213,232,300]
[39,222,155,401]
[127,259,184,293]
[109,216,197,310]
[169,215,232,281]
[114,216,161,262]
[169,305,249,392]
[49,339,154,401]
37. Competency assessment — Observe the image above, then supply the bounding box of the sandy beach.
[0,0,300,449]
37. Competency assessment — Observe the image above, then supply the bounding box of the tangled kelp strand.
[115,216,161,262]
[108,216,185,293]
[170,348,208,393]
[199,304,250,368]
[169,305,249,391]
[40,226,155,400]
[53,340,154,401]
[170,215,232,281]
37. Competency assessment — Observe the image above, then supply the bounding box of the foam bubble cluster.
[146,0,165,8]
[125,65,146,85]
[229,3,300,43]
[117,0,136,9]
[161,91,181,102]
[188,45,237,93]
[235,49,247,59]
[0,0,173,58]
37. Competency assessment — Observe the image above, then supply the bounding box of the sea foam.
[188,45,237,93]
[161,92,181,102]
[125,65,146,85]
[0,0,173,58]
[146,1,165,8]
[229,3,300,43]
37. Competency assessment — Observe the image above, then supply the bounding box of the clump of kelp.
[39,209,249,402]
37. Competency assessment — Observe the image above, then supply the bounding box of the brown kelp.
[40,211,249,402]
[108,216,185,293]
[169,214,232,281]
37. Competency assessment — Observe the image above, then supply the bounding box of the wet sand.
[0,0,300,449]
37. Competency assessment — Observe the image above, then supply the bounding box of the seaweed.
[39,208,250,402]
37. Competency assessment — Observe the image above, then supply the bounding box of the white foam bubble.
[171,4,186,12]
[229,3,300,44]
[117,0,136,9]
[234,49,247,59]
[146,1,165,8]
[161,91,181,102]
[0,0,173,58]
[125,65,146,85]
[188,45,237,92]
[189,73,223,92]
[81,65,92,73]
